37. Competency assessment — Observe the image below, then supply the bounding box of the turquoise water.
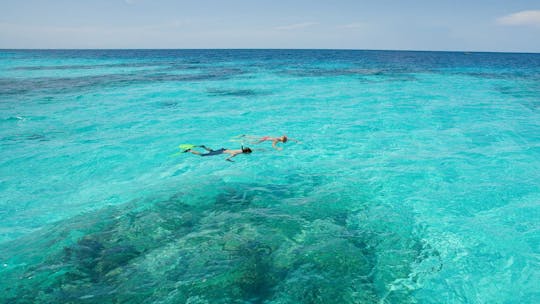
[1,50,539,303]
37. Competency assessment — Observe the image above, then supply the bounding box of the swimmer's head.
[242,147,253,153]
[282,135,288,143]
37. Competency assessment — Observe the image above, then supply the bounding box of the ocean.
[1,49,539,303]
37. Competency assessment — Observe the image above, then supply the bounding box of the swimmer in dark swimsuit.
[184,145,252,162]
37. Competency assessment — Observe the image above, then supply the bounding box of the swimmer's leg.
[188,150,202,156]
[183,146,209,155]
[254,136,270,144]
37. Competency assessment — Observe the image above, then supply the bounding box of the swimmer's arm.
[272,140,282,151]
[226,152,239,162]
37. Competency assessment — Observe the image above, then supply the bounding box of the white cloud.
[274,22,318,30]
[0,21,195,48]
[497,10,540,26]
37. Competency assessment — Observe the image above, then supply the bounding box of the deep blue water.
[1,49,540,303]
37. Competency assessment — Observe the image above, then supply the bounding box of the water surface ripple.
[1,50,539,303]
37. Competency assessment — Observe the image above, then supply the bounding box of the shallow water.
[1,49,539,303]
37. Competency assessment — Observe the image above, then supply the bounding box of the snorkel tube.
[241,145,252,153]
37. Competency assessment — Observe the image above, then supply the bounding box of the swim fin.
[179,144,197,151]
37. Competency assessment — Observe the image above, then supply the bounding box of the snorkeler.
[255,134,298,150]
[183,145,252,162]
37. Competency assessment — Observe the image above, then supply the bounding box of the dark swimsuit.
[201,148,226,157]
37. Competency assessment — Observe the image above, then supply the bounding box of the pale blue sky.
[1,0,539,52]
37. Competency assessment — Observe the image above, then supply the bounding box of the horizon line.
[1,48,539,55]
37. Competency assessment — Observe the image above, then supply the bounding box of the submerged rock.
[0,180,430,303]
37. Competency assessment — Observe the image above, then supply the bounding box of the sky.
[0,0,539,52]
